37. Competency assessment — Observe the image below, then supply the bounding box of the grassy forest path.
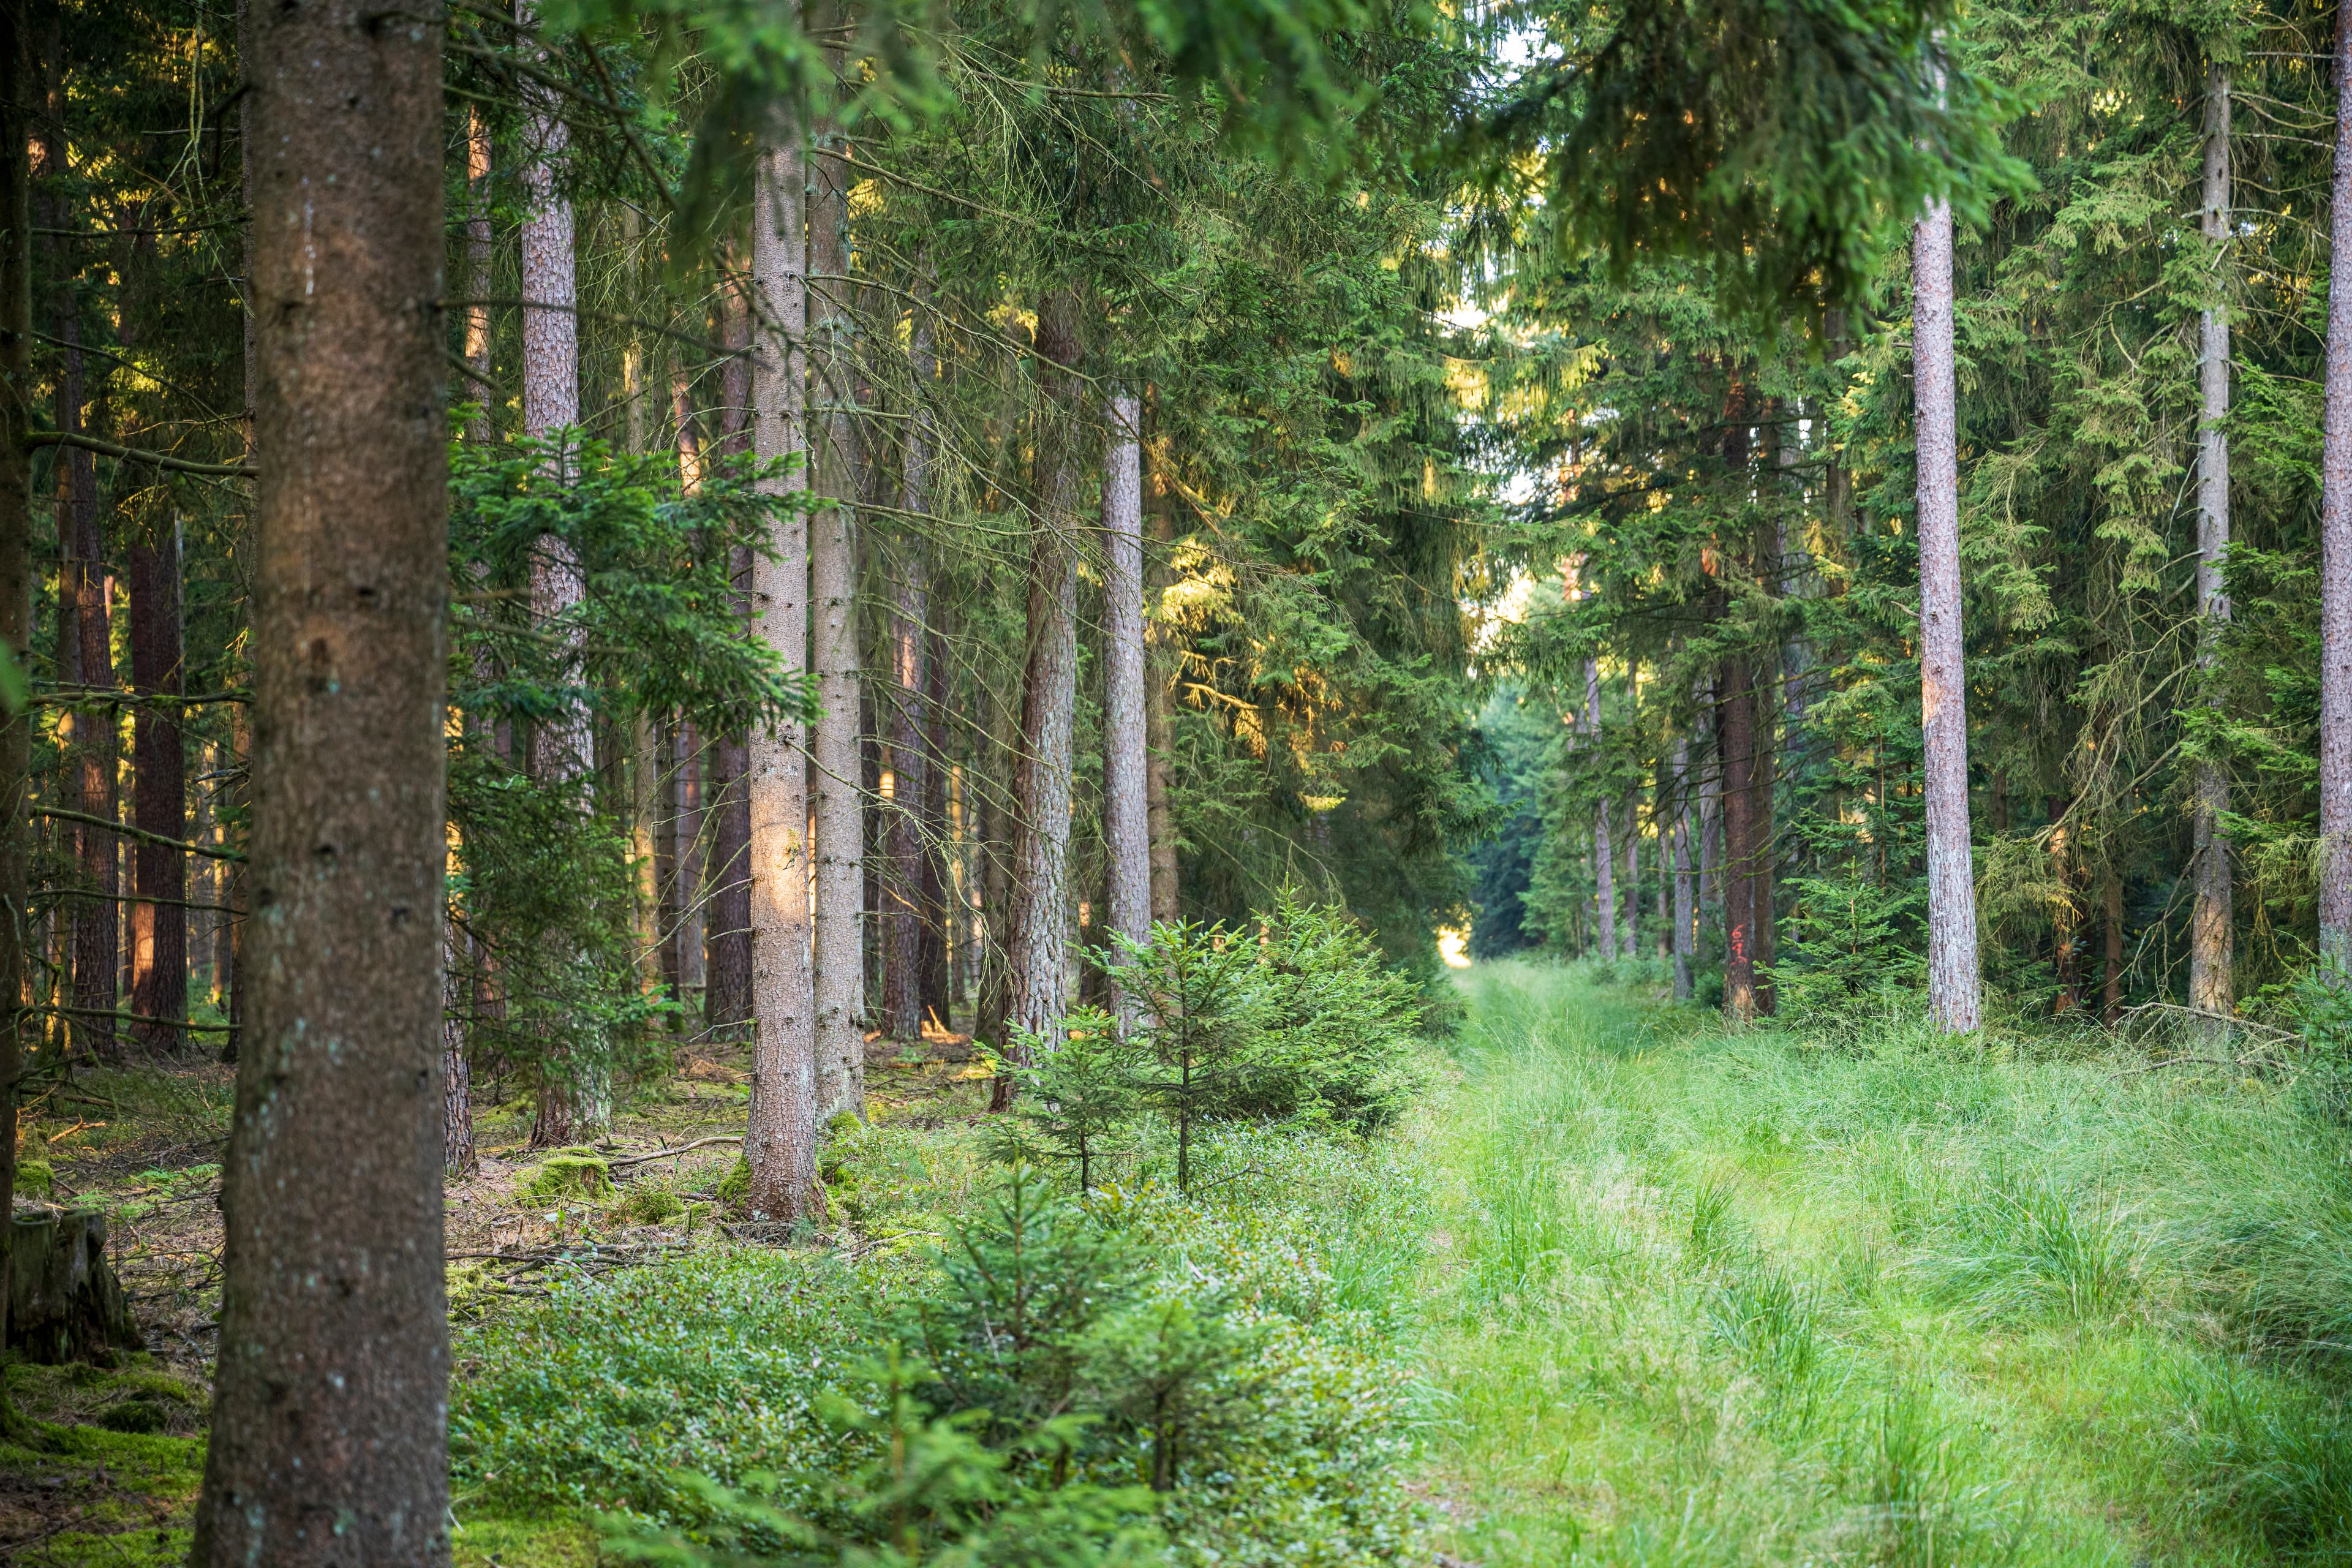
[1414,962,2351,1568]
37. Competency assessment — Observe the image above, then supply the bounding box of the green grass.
[1417,960,2352,1567]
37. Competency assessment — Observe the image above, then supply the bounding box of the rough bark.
[997,294,1086,1105]
[1144,454,1181,925]
[883,553,928,1042]
[443,933,475,1177]
[705,296,755,1041]
[37,95,114,1066]
[1750,665,1776,1016]
[1620,792,1637,961]
[919,606,952,1015]
[1586,657,1614,957]
[7,1205,137,1365]
[464,105,493,437]
[1672,736,1695,999]
[129,518,186,1052]
[190,0,451,1551]
[1718,653,1758,1023]
[0,0,32,1417]
[2185,64,2236,1019]
[809,89,865,1115]
[519,10,600,1140]
[744,120,821,1222]
[1912,191,1983,1030]
[1102,390,1150,989]
[2328,0,2352,968]
[884,299,937,1041]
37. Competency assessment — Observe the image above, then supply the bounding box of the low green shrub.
[612,1186,686,1226]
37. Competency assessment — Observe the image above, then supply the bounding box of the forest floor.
[5,963,2351,1565]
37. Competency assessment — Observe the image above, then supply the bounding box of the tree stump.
[9,1204,141,1365]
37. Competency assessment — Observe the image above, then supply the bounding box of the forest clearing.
[14,0,2352,1562]
[9,962,2352,1564]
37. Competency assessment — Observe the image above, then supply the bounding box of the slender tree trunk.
[1913,186,1983,1030]
[1144,450,1180,925]
[443,933,475,1177]
[129,519,185,1052]
[883,557,928,1041]
[1102,390,1150,998]
[37,99,115,1064]
[1586,657,1614,957]
[884,297,937,1041]
[744,105,822,1222]
[919,605,951,1016]
[465,105,493,438]
[995,294,1086,1106]
[2326,0,2352,968]
[191,0,451,1551]
[1750,666,1776,1015]
[0,0,36,1427]
[809,77,864,1116]
[1620,793,1637,960]
[2191,63,2236,1021]
[705,295,755,1041]
[1718,654,1758,1022]
[977,703,1013,1051]
[518,13,600,1139]
[1672,736,1695,999]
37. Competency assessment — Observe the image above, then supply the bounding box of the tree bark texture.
[519,10,599,1140]
[884,298,937,1041]
[464,105,492,439]
[1912,193,1983,1030]
[1102,390,1150,982]
[810,99,864,1115]
[919,607,952,1015]
[884,552,929,1041]
[1586,657,1614,957]
[1717,654,1758,1022]
[2192,62,2235,1018]
[129,518,186,1052]
[1144,479,1180,925]
[744,124,821,1222]
[0,0,35,1414]
[443,933,475,1177]
[1672,737,1695,999]
[1619,794,1637,960]
[190,0,451,1553]
[705,296,755,1041]
[998,293,1086,1099]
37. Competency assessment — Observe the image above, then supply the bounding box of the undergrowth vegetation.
[1428,960,2352,1566]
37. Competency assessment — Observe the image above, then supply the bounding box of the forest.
[4,0,2352,1562]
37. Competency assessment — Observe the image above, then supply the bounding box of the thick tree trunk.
[995,295,1086,1106]
[1102,390,1150,995]
[190,0,451,1553]
[0,0,35,1420]
[1586,657,1614,957]
[129,519,185,1053]
[744,120,821,1222]
[2190,63,2235,1020]
[1912,190,1983,1030]
[809,88,864,1117]
[976,707,1012,1052]
[1718,655,1758,1022]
